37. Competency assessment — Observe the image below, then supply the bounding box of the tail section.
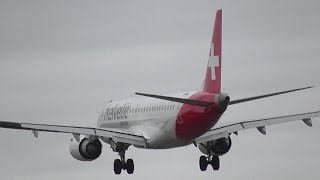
[203,9,222,94]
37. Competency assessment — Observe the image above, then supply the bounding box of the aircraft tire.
[114,159,122,175]
[199,156,208,171]
[211,155,220,171]
[126,159,134,174]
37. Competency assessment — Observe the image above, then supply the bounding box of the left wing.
[194,111,320,144]
[0,121,147,147]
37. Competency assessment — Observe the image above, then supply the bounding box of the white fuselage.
[97,91,197,149]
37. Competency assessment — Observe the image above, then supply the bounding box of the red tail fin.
[203,9,222,93]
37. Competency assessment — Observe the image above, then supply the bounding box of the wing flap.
[0,121,147,147]
[21,123,96,135]
[96,129,147,147]
[194,111,320,144]
[241,111,320,129]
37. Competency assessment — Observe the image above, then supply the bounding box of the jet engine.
[198,136,232,156]
[69,136,102,161]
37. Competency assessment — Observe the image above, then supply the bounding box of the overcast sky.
[0,0,320,179]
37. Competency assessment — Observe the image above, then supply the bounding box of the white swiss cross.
[207,43,220,80]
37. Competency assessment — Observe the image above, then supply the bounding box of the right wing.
[0,121,147,147]
[194,111,320,144]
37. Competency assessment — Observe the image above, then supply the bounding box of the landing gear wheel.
[114,159,122,175]
[211,155,220,171]
[126,159,134,174]
[199,156,208,171]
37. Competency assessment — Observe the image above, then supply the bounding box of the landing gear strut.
[199,155,220,171]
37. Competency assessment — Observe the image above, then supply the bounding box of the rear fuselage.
[97,91,228,149]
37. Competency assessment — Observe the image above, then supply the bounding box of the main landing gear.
[109,140,134,175]
[114,150,134,175]
[199,155,220,171]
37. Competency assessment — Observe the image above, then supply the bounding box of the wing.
[194,111,320,144]
[0,121,147,147]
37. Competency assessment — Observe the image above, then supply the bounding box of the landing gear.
[211,155,220,170]
[113,150,135,175]
[109,140,135,175]
[199,155,220,171]
[126,159,134,174]
[114,159,122,174]
[199,156,208,171]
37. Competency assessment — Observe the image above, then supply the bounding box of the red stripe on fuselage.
[175,91,224,141]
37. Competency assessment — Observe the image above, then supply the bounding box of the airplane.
[0,9,319,175]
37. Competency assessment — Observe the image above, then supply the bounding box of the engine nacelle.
[198,136,232,156]
[69,137,102,161]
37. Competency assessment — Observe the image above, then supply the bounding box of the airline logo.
[104,103,131,121]
[208,43,220,80]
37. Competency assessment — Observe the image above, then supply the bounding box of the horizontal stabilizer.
[229,86,313,105]
[135,93,214,107]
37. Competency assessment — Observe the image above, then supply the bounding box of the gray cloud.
[0,0,320,179]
